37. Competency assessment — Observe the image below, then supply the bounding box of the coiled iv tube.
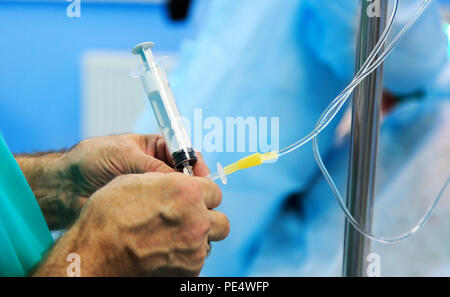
[279,0,450,243]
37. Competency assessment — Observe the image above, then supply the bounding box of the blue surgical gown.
[136,0,449,276]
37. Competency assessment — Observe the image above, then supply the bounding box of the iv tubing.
[278,0,450,243]
[210,0,449,244]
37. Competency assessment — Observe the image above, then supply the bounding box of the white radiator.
[82,50,178,139]
[81,50,146,138]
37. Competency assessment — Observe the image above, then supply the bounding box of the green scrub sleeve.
[0,134,53,276]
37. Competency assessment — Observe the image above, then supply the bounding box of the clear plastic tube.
[279,0,400,157]
[276,0,450,243]
[313,138,450,243]
[209,0,448,244]
[314,0,434,134]
[311,0,450,243]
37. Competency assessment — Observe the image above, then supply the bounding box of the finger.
[154,135,173,166]
[208,210,230,242]
[195,177,222,209]
[136,154,176,174]
[193,151,210,177]
[125,134,155,154]
[132,134,175,168]
[136,134,172,164]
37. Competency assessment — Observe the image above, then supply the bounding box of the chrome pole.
[342,0,387,277]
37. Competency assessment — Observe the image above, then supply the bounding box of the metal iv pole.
[342,0,387,277]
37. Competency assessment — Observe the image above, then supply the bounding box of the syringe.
[132,42,197,176]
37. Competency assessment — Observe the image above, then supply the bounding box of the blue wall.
[0,1,192,153]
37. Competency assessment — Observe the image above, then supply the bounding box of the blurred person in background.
[137,0,450,276]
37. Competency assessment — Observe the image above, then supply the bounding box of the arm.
[16,152,79,230]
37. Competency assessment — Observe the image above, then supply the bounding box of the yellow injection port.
[224,151,278,175]
[208,151,278,185]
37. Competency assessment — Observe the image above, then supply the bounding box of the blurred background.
[0,0,449,153]
[0,0,201,153]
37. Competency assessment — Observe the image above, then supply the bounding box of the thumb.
[134,153,176,174]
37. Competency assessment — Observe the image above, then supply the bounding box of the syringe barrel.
[132,42,197,171]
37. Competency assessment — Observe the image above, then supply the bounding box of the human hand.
[17,134,210,230]
[33,172,229,277]
[66,134,209,200]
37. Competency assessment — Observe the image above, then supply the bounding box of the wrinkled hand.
[66,134,209,201]
[34,172,229,277]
